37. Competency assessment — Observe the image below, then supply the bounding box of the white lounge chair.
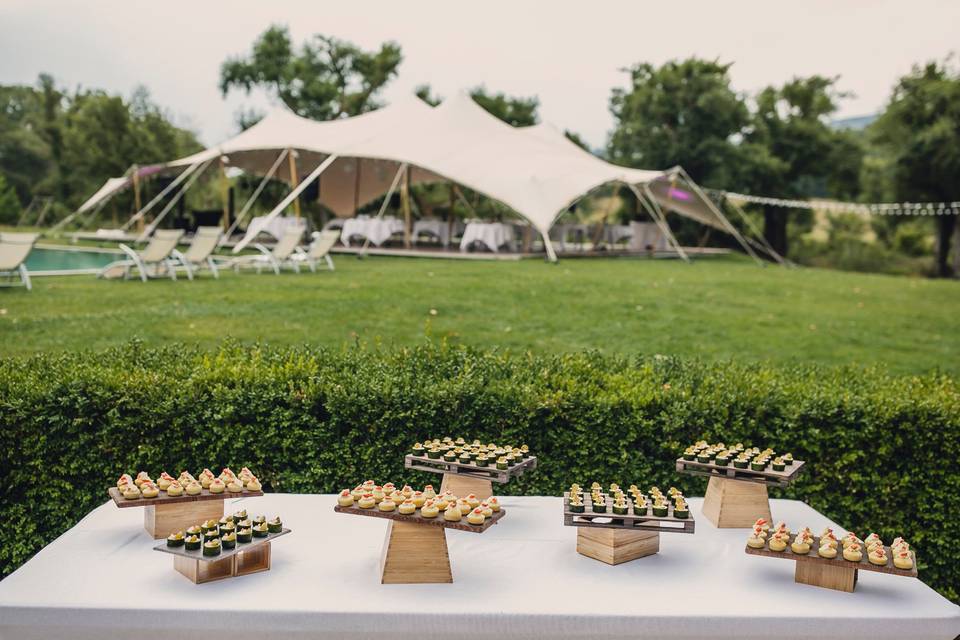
[172,226,223,280]
[112,229,185,281]
[0,232,39,291]
[293,230,339,272]
[234,227,304,275]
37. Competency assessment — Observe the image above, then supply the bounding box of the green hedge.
[1,341,957,602]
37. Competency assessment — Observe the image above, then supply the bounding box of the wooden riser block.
[235,542,272,576]
[440,473,493,501]
[576,528,660,565]
[795,559,858,592]
[380,520,453,584]
[144,500,225,539]
[702,477,772,529]
[173,554,234,584]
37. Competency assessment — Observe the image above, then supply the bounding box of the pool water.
[25,247,121,274]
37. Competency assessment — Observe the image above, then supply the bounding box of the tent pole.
[723,196,788,266]
[540,228,558,263]
[132,167,143,233]
[288,150,301,219]
[402,166,412,248]
[122,162,201,231]
[675,167,763,266]
[633,183,689,262]
[352,158,361,215]
[220,156,231,230]
[447,182,456,250]
[221,149,290,246]
[232,154,339,254]
[138,159,213,242]
[359,162,407,258]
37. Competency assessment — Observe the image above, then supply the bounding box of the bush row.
[0,341,957,601]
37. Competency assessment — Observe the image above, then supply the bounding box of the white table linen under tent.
[629,221,669,252]
[235,215,307,248]
[72,92,771,263]
[1,495,957,640]
[459,221,516,253]
[340,215,405,246]
[411,218,453,247]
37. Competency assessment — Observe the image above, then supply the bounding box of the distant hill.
[831,114,878,131]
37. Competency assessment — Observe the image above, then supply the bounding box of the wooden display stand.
[335,503,504,584]
[563,492,694,566]
[108,486,263,539]
[154,529,289,584]
[405,454,537,502]
[744,535,917,593]
[676,457,805,529]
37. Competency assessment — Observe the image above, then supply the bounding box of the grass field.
[0,254,957,374]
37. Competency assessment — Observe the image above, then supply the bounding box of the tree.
[220,26,402,120]
[563,130,591,152]
[470,86,539,126]
[414,84,442,107]
[870,59,960,277]
[608,58,748,189]
[740,76,864,255]
[0,173,19,225]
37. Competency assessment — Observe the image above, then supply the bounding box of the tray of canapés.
[744,518,917,577]
[676,441,804,485]
[563,483,695,533]
[404,437,536,482]
[154,509,290,561]
[109,467,264,507]
[334,481,504,532]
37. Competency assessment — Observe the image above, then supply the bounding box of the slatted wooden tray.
[404,454,537,484]
[335,503,505,533]
[562,492,695,534]
[744,533,918,577]
[108,486,263,508]
[153,528,291,563]
[676,457,805,487]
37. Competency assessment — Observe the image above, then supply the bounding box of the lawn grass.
[0,254,957,374]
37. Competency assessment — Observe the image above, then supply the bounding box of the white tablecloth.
[341,217,404,246]
[0,496,956,640]
[628,221,668,252]
[460,222,515,253]
[411,219,451,247]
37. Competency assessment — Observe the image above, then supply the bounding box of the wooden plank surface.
[404,454,537,484]
[108,486,263,509]
[562,492,695,534]
[154,528,290,564]
[576,528,660,565]
[744,534,918,578]
[334,504,504,533]
[675,458,805,487]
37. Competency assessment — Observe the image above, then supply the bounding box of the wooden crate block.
[702,477,772,529]
[235,542,271,577]
[173,554,234,584]
[144,500,225,539]
[795,559,858,592]
[379,520,453,584]
[576,528,660,565]
[440,473,493,501]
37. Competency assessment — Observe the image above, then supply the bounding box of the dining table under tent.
[64,92,780,264]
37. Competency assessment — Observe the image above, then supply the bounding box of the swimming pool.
[25,245,122,275]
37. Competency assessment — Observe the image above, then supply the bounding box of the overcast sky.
[1,0,957,149]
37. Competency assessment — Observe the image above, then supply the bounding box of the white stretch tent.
[74,92,765,262]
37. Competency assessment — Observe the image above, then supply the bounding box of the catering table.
[341,216,404,246]
[411,219,451,248]
[0,496,957,640]
[460,222,515,253]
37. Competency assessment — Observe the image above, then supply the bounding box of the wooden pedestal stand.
[676,458,805,528]
[563,492,694,566]
[744,534,917,593]
[154,528,290,584]
[404,454,537,501]
[108,486,264,539]
[335,503,504,584]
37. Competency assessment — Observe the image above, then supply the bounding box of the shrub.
[0,341,957,602]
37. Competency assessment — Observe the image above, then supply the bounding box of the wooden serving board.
[675,457,805,487]
[562,492,695,534]
[404,454,537,484]
[108,486,263,508]
[334,504,504,533]
[744,534,918,578]
[153,528,291,563]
